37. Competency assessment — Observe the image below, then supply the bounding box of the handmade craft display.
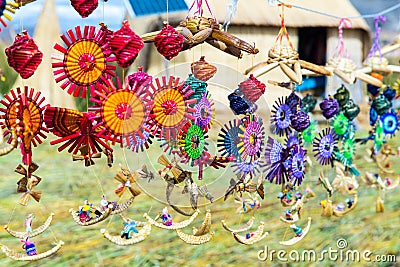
[109,20,144,68]
[0,240,64,261]
[0,0,399,260]
[101,214,152,246]
[175,209,214,245]
[44,107,112,166]
[89,78,154,146]
[4,213,54,239]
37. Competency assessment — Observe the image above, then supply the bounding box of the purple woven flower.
[290,110,310,132]
[127,66,152,88]
[288,145,307,186]
[271,97,292,136]
[285,132,301,148]
[126,128,153,152]
[286,92,301,113]
[238,115,265,162]
[263,137,288,184]
[313,128,337,165]
[232,158,260,179]
[194,91,214,131]
[320,97,339,119]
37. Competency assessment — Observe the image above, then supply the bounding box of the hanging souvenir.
[148,76,196,140]
[141,0,258,58]
[325,19,382,87]
[0,87,48,166]
[109,20,144,68]
[191,56,217,82]
[52,25,116,98]
[127,66,152,89]
[5,31,43,79]
[44,107,112,165]
[89,78,154,146]
[154,23,185,60]
[245,4,330,80]
[70,0,98,18]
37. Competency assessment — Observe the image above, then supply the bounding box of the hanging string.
[19,1,23,33]
[90,167,106,197]
[276,0,400,20]
[187,0,216,21]
[367,15,386,60]
[7,204,17,225]
[37,206,59,243]
[275,3,293,50]
[166,0,169,24]
[102,0,105,23]
[104,191,125,231]
[334,18,352,58]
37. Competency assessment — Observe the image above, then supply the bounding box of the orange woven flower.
[149,76,196,140]
[52,25,116,98]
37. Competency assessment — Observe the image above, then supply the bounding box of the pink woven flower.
[5,31,43,79]
[154,24,184,60]
[127,66,152,89]
[109,20,144,68]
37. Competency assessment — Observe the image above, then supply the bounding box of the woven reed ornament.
[191,56,217,82]
[5,31,42,79]
[70,0,98,18]
[154,24,184,60]
[109,20,144,68]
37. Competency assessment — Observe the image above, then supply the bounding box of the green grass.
[0,131,399,267]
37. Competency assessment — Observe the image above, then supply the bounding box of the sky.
[6,0,126,41]
[350,0,400,43]
[2,0,400,43]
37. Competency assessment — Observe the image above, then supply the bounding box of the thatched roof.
[209,0,370,31]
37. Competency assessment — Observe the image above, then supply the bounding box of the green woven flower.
[302,121,316,143]
[374,121,385,149]
[333,113,349,136]
[342,137,354,161]
[180,123,206,160]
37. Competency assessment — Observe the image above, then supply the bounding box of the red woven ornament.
[70,0,98,18]
[98,23,114,44]
[109,20,144,68]
[154,24,184,60]
[5,31,43,79]
[239,74,266,103]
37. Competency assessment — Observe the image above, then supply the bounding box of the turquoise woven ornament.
[184,74,208,101]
